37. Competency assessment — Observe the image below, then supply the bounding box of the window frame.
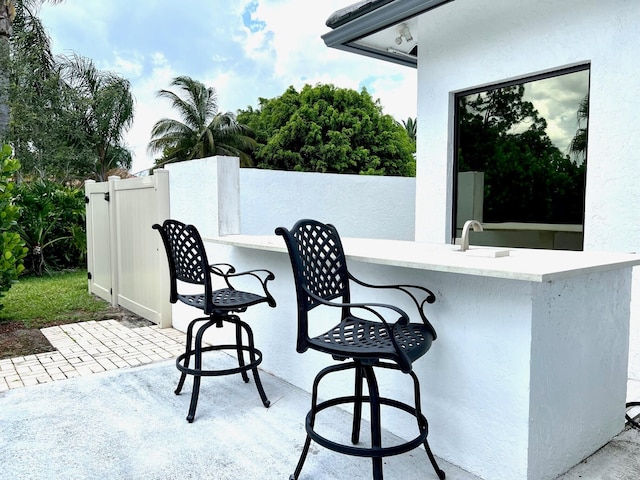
[451,63,591,249]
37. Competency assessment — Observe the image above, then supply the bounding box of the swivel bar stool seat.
[154,219,276,422]
[276,219,445,480]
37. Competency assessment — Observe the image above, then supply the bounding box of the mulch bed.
[0,322,55,360]
[0,307,151,360]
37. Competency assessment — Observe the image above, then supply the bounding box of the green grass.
[0,270,113,329]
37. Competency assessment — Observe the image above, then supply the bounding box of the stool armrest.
[210,263,277,307]
[348,272,437,340]
[209,262,236,276]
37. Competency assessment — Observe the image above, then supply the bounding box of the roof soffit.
[322,0,455,68]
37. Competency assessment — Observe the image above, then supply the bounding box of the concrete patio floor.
[1,319,639,479]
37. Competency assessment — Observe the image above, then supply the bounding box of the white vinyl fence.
[85,170,172,327]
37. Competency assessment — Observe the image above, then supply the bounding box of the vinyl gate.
[85,170,172,327]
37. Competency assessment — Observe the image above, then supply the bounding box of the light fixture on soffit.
[388,22,418,58]
[395,23,413,44]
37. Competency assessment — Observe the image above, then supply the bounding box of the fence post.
[84,179,95,294]
[153,169,172,328]
[107,176,120,307]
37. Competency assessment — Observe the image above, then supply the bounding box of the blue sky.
[39,0,418,175]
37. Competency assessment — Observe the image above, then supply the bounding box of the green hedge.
[0,145,27,310]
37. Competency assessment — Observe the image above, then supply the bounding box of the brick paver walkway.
[0,320,185,391]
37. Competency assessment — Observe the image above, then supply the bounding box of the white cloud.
[109,52,144,78]
[524,70,589,153]
[366,74,418,121]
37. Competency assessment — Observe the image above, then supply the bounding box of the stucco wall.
[414,0,640,251]
[238,168,416,239]
[413,0,640,380]
[167,156,240,237]
[168,157,416,240]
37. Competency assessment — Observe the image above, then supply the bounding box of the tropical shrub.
[0,145,27,309]
[14,179,86,275]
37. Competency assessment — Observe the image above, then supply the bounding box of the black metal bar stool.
[154,219,276,422]
[276,219,445,480]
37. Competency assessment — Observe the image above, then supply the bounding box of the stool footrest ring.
[176,344,263,377]
[306,395,428,458]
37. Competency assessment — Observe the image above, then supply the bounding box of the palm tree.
[58,53,134,181]
[8,0,63,178]
[148,76,256,167]
[569,94,588,164]
[0,0,64,139]
[401,117,417,143]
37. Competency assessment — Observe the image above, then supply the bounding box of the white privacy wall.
[167,157,240,237]
[413,0,640,379]
[167,157,416,240]
[238,168,416,239]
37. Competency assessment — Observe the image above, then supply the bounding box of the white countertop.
[206,235,640,282]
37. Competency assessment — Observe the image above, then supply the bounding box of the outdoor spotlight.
[396,23,413,43]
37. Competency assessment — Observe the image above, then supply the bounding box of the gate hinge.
[87,271,92,280]
[104,192,110,201]
[85,195,90,204]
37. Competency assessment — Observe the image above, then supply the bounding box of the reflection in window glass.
[454,66,589,250]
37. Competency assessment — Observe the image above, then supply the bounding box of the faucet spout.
[460,220,483,252]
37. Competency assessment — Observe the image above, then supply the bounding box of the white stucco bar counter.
[208,234,640,282]
[205,235,640,480]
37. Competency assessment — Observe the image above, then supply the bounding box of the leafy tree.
[58,53,134,181]
[0,144,27,308]
[457,85,585,224]
[237,84,415,176]
[148,76,256,167]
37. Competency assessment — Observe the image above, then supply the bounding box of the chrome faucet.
[460,220,483,252]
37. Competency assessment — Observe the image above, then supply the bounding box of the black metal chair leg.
[351,364,364,444]
[185,319,213,423]
[241,318,271,407]
[290,434,312,480]
[176,318,199,395]
[186,375,201,423]
[364,366,384,480]
[234,318,250,383]
[424,439,446,480]
[251,368,270,407]
[290,364,330,479]
[409,370,446,480]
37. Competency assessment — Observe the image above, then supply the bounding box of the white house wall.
[414,0,640,251]
[413,0,640,380]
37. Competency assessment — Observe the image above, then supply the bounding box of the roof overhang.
[322,0,455,68]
